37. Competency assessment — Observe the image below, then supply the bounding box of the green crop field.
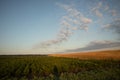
[0,55,120,80]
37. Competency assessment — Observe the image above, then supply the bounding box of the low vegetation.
[0,55,120,80]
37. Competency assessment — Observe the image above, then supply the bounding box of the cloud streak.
[65,40,120,52]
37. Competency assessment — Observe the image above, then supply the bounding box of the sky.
[0,0,120,55]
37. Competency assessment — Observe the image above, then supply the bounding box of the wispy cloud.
[91,2,103,18]
[91,2,118,18]
[33,3,92,50]
[104,5,109,11]
[32,2,119,53]
[65,40,120,52]
[102,18,120,34]
[110,10,117,16]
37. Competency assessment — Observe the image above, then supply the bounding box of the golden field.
[49,50,120,60]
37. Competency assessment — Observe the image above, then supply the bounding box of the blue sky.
[0,0,120,54]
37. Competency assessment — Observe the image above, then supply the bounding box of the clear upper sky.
[0,0,120,54]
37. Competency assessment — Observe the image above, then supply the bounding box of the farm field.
[0,50,120,80]
[1,0,120,80]
[49,50,120,60]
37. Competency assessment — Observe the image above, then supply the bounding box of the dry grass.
[49,50,120,60]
